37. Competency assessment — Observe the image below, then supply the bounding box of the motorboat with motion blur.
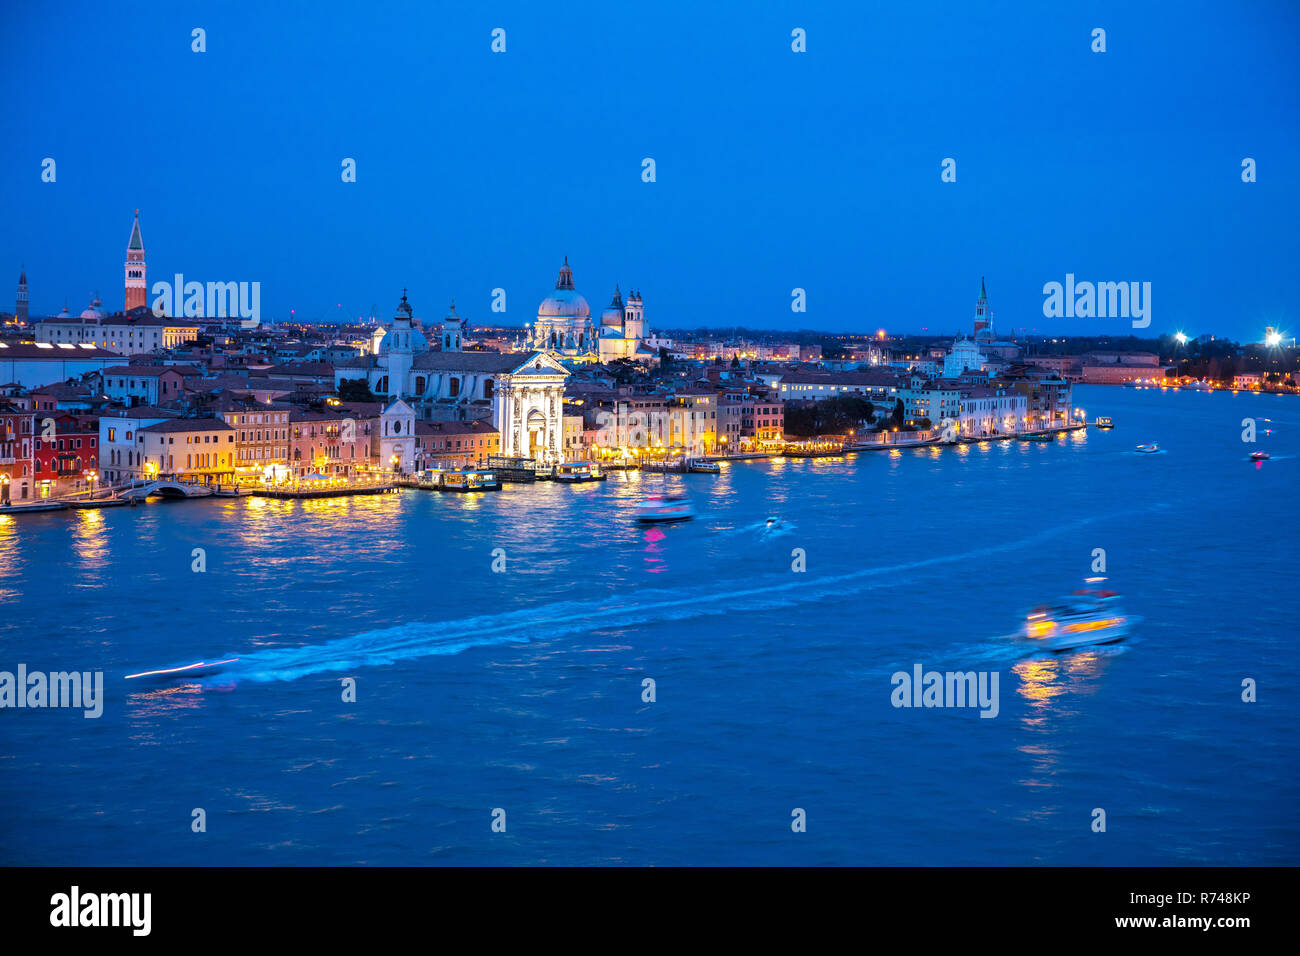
[1135,442,1159,454]
[1017,585,1137,651]
[1250,451,1269,461]
[124,658,240,683]
[634,494,695,523]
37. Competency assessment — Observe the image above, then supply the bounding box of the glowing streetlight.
[1265,329,1283,347]
[1174,332,1187,345]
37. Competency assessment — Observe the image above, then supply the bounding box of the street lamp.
[86,470,97,497]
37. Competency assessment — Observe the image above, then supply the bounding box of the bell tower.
[124,210,147,312]
[442,301,463,352]
[16,267,28,323]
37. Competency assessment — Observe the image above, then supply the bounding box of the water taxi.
[440,469,500,492]
[554,461,605,483]
[1019,589,1135,651]
[1250,451,1270,461]
[1135,443,1159,454]
[1096,416,1114,429]
[689,459,721,474]
[634,494,695,523]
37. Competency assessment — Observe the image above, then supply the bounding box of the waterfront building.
[562,413,585,461]
[955,385,1029,437]
[98,406,181,485]
[0,394,34,503]
[288,407,374,479]
[899,380,962,427]
[588,388,719,458]
[135,418,237,482]
[375,399,416,475]
[995,365,1073,428]
[414,419,499,470]
[32,414,99,496]
[216,395,291,480]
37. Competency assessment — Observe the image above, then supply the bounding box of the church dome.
[539,289,590,319]
[537,257,590,320]
[80,296,105,320]
[600,285,625,328]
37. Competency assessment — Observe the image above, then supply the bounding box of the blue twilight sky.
[1,0,1297,340]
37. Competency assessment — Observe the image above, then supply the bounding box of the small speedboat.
[1018,590,1135,651]
[125,658,240,682]
[1250,451,1270,461]
[1135,443,1159,454]
[635,494,695,523]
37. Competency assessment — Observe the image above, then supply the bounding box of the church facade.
[334,293,569,465]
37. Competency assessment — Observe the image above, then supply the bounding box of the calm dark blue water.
[1,386,1296,865]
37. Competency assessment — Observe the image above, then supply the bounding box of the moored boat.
[689,458,721,473]
[554,461,605,483]
[440,469,500,492]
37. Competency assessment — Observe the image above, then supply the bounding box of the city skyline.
[3,1,1297,340]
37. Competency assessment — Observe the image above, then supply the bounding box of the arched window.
[483,378,494,400]
[449,377,460,398]
[415,376,426,395]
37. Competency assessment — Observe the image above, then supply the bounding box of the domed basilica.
[531,258,654,364]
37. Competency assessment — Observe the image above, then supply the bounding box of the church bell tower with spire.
[16,267,29,323]
[124,210,147,312]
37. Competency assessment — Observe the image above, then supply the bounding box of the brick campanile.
[124,209,147,311]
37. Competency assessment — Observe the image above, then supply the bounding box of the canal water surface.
[1,386,1296,864]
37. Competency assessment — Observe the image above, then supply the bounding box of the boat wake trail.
[210,506,1164,684]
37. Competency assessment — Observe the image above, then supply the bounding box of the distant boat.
[635,494,695,523]
[1136,443,1160,454]
[1251,451,1270,461]
[1096,416,1114,429]
[689,459,721,473]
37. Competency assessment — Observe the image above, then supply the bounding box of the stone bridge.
[118,479,215,500]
